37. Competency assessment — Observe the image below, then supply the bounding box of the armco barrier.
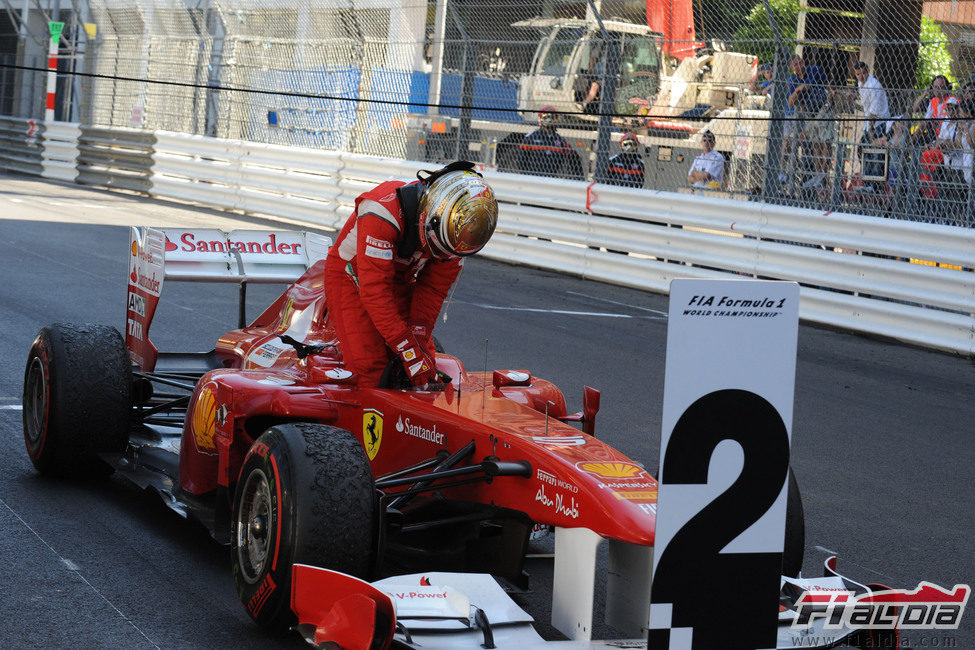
[40,121,80,183]
[151,132,347,228]
[482,177,975,356]
[0,120,972,356]
[76,125,155,194]
[0,116,43,175]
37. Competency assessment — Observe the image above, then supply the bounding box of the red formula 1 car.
[23,226,827,647]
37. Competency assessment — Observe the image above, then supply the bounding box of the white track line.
[565,290,669,317]
[462,302,656,319]
[0,496,159,648]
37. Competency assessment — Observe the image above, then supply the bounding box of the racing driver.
[324,161,498,388]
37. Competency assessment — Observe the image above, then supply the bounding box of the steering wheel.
[378,356,413,390]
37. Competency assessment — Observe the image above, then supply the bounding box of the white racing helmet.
[418,170,498,259]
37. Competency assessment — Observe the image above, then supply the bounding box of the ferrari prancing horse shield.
[363,408,383,460]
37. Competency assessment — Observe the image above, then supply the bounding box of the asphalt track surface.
[0,172,972,648]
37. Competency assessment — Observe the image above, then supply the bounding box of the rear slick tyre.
[231,422,377,632]
[22,323,131,478]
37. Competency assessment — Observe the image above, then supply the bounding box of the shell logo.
[192,385,218,451]
[577,461,649,480]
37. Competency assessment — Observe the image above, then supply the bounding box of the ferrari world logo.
[363,408,383,460]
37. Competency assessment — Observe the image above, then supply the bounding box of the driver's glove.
[409,324,436,360]
[394,334,438,386]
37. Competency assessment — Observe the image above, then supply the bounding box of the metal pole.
[966,159,975,227]
[905,146,921,220]
[64,9,77,122]
[428,0,447,116]
[45,21,63,121]
[761,0,789,203]
[829,141,845,210]
[446,3,472,160]
[890,146,905,218]
[587,0,616,183]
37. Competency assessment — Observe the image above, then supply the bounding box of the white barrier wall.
[1,121,972,356]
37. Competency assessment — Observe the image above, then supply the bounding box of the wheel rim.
[236,468,274,585]
[23,357,48,447]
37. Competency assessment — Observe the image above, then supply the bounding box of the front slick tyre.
[232,422,377,633]
[22,323,131,478]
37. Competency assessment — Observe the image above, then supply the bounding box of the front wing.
[290,557,894,649]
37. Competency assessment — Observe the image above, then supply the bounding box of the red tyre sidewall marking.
[33,340,52,458]
[270,454,282,571]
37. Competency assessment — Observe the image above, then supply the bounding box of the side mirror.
[582,385,600,436]
[550,77,562,90]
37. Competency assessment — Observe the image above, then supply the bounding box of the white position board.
[649,279,800,650]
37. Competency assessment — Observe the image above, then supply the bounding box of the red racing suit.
[324,180,462,387]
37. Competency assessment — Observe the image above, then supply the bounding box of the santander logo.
[167,232,302,255]
[395,416,445,445]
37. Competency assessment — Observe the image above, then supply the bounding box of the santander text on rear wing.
[125,226,332,370]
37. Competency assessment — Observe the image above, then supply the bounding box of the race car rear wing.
[126,226,332,371]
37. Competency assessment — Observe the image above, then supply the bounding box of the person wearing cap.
[853,61,889,141]
[607,132,645,188]
[324,161,498,387]
[518,106,584,179]
[688,130,725,189]
[751,62,773,96]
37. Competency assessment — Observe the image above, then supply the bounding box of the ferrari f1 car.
[23,227,888,649]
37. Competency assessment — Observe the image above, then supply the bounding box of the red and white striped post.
[45,22,64,122]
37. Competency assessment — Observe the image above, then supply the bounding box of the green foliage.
[728,2,954,88]
[698,0,754,42]
[916,16,955,89]
[730,0,801,65]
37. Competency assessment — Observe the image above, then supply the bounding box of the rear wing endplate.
[125,226,332,370]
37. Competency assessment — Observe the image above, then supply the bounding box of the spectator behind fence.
[916,96,969,215]
[751,62,772,96]
[912,75,955,146]
[936,98,971,194]
[518,106,584,180]
[870,115,907,190]
[688,130,724,189]
[963,100,975,185]
[576,41,603,116]
[853,61,890,142]
[787,54,832,185]
[606,132,645,188]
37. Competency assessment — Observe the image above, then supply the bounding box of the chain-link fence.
[4,0,975,226]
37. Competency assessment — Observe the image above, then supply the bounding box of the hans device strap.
[416,160,480,186]
[395,181,422,259]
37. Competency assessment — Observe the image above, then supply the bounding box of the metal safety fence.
[4,0,975,225]
[2,121,972,355]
